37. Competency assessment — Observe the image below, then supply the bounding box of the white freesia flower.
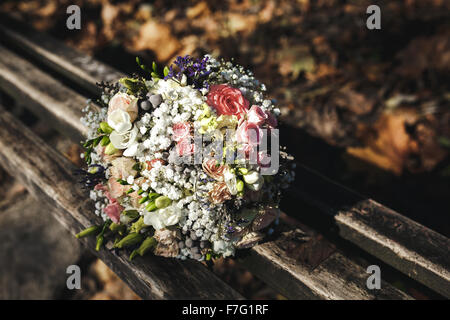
[123,142,139,157]
[108,109,132,133]
[110,125,138,150]
[143,203,183,230]
[223,168,238,195]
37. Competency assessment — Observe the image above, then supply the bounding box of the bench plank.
[288,166,450,298]
[0,46,412,299]
[239,217,412,300]
[0,45,87,141]
[0,13,122,95]
[1,18,447,297]
[0,106,243,300]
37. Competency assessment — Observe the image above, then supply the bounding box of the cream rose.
[108,92,138,122]
[110,125,138,150]
[108,109,132,133]
[109,157,137,180]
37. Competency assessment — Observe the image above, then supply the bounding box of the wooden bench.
[0,14,448,299]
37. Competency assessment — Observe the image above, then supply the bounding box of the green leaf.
[117,179,130,185]
[163,66,170,77]
[152,61,157,72]
[132,162,142,171]
[119,77,146,94]
[83,139,94,148]
[92,136,103,147]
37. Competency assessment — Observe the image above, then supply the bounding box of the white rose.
[110,125,138,150]
[108,109,132,133]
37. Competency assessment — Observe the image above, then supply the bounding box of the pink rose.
[207,84,249,118]
[236,120,262,147]
[107,92,138,122]
[266,111,278,128]
[104,202,123,223]
[247,105,267,126]
[176,137,195,156]
[172,122,191,142]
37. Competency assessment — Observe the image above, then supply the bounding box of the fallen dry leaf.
[132,20,181,62]
[348,108,420,175]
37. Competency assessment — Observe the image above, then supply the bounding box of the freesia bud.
[114,232,144,249]
[75,225,101,239]
[104,142,118,155]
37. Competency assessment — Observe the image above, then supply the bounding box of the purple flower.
[165,55,211,89]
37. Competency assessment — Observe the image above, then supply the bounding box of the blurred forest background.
[0,0,449,300]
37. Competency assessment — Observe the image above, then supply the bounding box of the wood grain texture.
[288,165,450,298]
[0,16,447,297]
[0,13,123,95]
[0,107,243,300]
[238,221,412,300]
[0,45,87,141]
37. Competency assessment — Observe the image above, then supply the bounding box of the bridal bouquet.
[77,55,295,261]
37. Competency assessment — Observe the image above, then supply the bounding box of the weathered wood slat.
[0,107,243,300]
[0,45,87,141]
[1,17,448,297]
[0,44,412,300]
[0,13,122,95]
[239,215,412,300]
[287,167,450,298]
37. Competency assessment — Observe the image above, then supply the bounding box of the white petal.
[108,109,131,133]
[243,171,260,184]
[123,142,139,157]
